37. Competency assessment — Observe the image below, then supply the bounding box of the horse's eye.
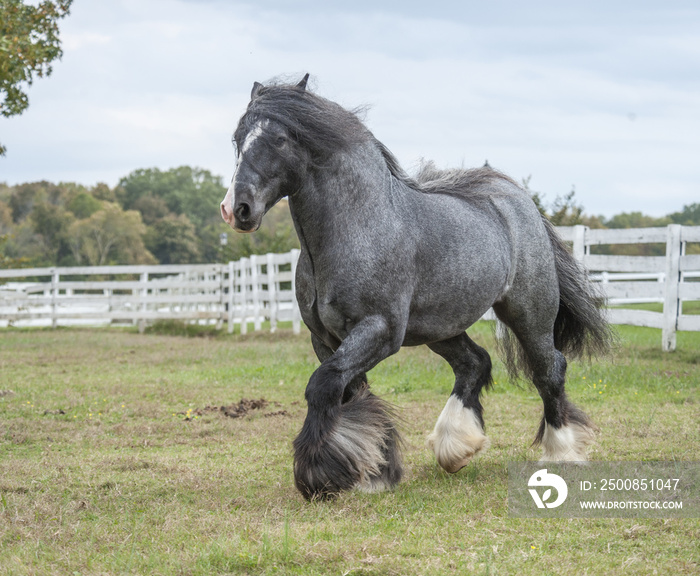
[275,135,287,147]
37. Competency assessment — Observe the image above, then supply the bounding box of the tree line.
[0,166,298,269]
[0,166,698,269]
[527,179,699,256]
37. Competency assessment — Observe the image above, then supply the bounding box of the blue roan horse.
[221,75,611,500]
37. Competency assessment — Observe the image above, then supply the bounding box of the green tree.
[0,0,73,155]
[669,203,700,226]
[91,182,116,203]
[0,199,12,234]
[549,189,583,226]
[66,191,101,219]
[132,195,171,225]
[116,166,225,230]
[2,220,43,263]
[29,201,74,264]
[7,180,68,222]
[581,214,606,229]
[520,176,583,226]
[604,211,670,229]
[68,203,155,266]
[0,233,29,268]
[144,214,201,264]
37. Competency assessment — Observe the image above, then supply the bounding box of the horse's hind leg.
[528,344,594,461]
[493,302,595,461]
[427,333,491,473]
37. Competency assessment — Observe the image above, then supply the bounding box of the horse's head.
[220,74,310,233]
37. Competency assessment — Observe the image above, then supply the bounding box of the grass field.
[1,322,698,575]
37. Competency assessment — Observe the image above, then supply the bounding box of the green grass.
[610,300,700,315]
[0,323,698,575]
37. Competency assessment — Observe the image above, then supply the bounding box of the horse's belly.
[402,300,493,346]
[402,263,508,345]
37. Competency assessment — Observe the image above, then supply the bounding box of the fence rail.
[1,226,699,350]
[0,251,302,335]
[557,224,700,351]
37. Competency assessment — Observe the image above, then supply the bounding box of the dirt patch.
[181,398,288,421]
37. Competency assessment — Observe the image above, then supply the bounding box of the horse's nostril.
[235,202,251,221]
[220,202,230,222]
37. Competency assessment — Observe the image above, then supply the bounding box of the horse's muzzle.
[232,191,261,233]
[220,184,260,233]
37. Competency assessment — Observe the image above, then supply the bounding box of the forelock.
[234,81,367,162]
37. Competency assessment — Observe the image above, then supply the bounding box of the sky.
[1,0,698,217]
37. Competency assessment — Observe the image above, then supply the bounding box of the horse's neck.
[289,145,396,252]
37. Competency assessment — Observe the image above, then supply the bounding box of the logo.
[528,468,568,509]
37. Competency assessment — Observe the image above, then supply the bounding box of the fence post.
[216,264,225,330]
[227,261,235,334]
[662,224,682,352]
[51,268,59,329]
[240,258,249,335]
[572,225,588,262]
[250,255,261,331]
[267,253,278,333]
[290,248,301,334]
[138,271,148,334]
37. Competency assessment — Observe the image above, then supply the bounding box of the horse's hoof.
[538,421,595,462]
[428,395,489,473]
[293,390,403,500]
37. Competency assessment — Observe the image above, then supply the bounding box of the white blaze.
[220,120,266,225]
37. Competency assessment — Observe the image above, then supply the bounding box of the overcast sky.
[1,0,698,217]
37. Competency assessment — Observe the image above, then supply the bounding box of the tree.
[520,176,583,226]
[66,191,101,219]
[669,203,700,226]
[0,199,12,234]
[116,166,234,260]
[68,203,155,266]
[0,233,29,268]
[0,0,73,155]
[548,189,584,226]
[144,214,201,264]
[7,180,66,222]
[29,201,74,264]
[604,211,670,229]
[116,166,225,230]
[132,194,171,225]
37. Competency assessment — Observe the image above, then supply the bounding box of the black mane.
[235,80,368,163]
[375,136,518,199]
[238,78,518,196]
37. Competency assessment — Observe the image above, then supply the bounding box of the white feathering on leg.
[539,421,594,462]
[427,395,489,473]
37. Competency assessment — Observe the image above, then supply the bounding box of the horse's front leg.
[293,315,404,500]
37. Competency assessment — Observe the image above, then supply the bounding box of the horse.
[220,74,612,500]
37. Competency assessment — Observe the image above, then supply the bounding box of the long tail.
[543,218,613,359]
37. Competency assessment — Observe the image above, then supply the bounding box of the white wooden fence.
[0,250,302,335]
[558,224,700,351]
[0,226,698,350]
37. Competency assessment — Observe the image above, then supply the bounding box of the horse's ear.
[251,81,263,100]
[296,73,309,91]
